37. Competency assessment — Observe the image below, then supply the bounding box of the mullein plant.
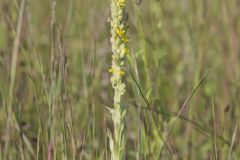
[108,0,130,159]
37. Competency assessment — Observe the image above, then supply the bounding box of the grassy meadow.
[0,0,240,159]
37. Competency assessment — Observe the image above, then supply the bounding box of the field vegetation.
[0,0,239,159]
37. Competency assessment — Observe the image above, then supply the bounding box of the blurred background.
[0,0,239,159]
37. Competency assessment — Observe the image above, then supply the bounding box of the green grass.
[0,0,239,159]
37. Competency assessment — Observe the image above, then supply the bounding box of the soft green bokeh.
[0,0,239,159]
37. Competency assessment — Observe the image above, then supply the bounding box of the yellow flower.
[108,67,114,73]
[119,0,125,7]
[109,67,125,76]
[121,35,128,42]
[116,27,129,43]
[116,28,125,37]
[118,70,125,76]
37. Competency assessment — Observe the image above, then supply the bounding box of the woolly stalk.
[108,0,129,160]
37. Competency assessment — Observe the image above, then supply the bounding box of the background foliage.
[0,0,239,159]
